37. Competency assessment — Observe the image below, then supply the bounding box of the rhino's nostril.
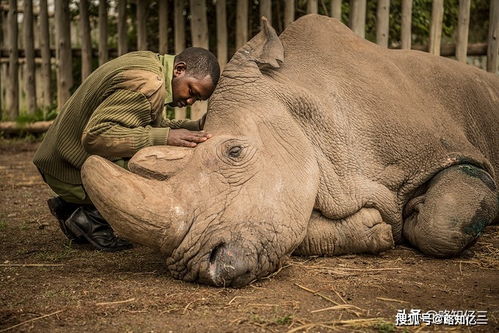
[209,242,225,264]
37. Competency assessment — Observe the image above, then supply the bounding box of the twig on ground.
[0,309,64,332]
[311,304,362,313]
[95,298,135,306]
[0,263,63,267]
[376,297,410,304]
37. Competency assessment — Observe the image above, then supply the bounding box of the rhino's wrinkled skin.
[82,15,498,287]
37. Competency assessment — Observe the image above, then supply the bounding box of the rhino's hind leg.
[294,208,394,256]
[403,164,498,257]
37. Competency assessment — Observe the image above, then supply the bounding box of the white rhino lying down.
[82,15,498,287]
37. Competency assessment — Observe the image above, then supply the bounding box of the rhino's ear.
[246,17,284,69]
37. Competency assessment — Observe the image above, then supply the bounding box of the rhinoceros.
[81,15,498,287]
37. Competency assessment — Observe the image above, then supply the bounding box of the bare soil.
[1,139,498,332]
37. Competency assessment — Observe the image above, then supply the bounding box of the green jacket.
[33,51,200,185]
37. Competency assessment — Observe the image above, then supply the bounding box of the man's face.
[170,62,215,108]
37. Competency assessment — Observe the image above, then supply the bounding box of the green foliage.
[0,220,6,231]
[16,106,58,125]
[275,314,293,325]
[374,320,397,333]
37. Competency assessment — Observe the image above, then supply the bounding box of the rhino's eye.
[228,146,242,158]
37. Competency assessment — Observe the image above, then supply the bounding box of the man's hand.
[167,129,212,147]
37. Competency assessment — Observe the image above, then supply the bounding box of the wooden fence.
[0,0,498,127]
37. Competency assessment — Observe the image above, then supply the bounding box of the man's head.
[170,47,220,108]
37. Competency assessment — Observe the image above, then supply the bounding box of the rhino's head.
[82,19,319,287]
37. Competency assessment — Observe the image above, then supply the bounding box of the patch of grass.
[275,314,293,325]
[35,245,78,262]
[374,321,397,333]
[0,220,7,231]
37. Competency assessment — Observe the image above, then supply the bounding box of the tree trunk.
[137,0,148,50]
[39,0,51,107]
[236,0,248,50]
[400,0,412,49]
[174,0,186,120]
[376,0,390,47]
[189,0,208,121]
[307,0,318,14]
[487,0,499,72]
[55,0,73,109]
[216,0,227,68]
[159,0,168,54]
[349,0,366,38]
[456,0,470,63]
[330,0,341,20]
[284,0,295,27]
[260,0,271,26]
[0,120,53,134]
[99,0,108,64]
[117,0,128,56]
[80,0,92,80]
[23,0,36,114]
[8,0,19,119]
[429,0,444,55]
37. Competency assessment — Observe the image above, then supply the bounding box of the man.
[33,47,220,252]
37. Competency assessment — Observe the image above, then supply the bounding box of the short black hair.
[175,47,220,87]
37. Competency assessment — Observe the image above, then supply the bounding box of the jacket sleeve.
[82,89,170,158]
[159,117,202,131]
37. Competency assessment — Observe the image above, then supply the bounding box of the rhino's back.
[279,14,499,196]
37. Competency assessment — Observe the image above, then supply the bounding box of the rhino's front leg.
[403,164,498,257]
[293,208,394,256]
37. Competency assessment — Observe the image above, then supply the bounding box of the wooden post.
[401,0,412,49]
[189,0,208,121]
[260,0,271,25]
[117,0,128,56]
[331,0,341,20]
[236,0,248,50]
[80,0,92,80]
[99,0,108,64]
[284,0,294,27]
[137,0,148,50]
[8,0,19,119]
[349,0,366,38]
[376,0,390,47]
[55,0,73,109]
[487,0,499,73]
[39,0,51,107]
[159,0,168,54]
[174,0,186,120]
[23,0,36,114]
[456,0,470,63]
[429,0,444,56]
[307,0,318,14]
[216,0,227,68]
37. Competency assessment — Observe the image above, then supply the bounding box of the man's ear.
[245,17,284,70]
[173,62,186,77]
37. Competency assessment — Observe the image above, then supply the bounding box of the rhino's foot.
[403,164,498,258]
[293,208,394,256]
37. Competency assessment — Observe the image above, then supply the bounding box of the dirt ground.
[0,139,498,333]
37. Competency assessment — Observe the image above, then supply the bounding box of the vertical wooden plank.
[8,0,19,119]
[456,0,470,63]
[284,0,295,27]
[174,0,186,120]
[376,0,390,47]
[260,0,271,25]
[99,0,108,64]
[55,0,73,109]
[80,0,92,80]
[23,0,36,114]
[429,0,444,55]
[330,0,342,20]
[216,0,227,68]
[307,0,318,14]
[236,0,248,50]
[159,0,168,54]
[117,0,128,56]
[487,0,499,72]
[401,0,412,49]
[189,0,209,121]
[349,0,366,38]
[137,0,148,50]
[39,0,51,107]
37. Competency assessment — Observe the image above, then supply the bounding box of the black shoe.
[64,206,133,252]
[47,197,88,244]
